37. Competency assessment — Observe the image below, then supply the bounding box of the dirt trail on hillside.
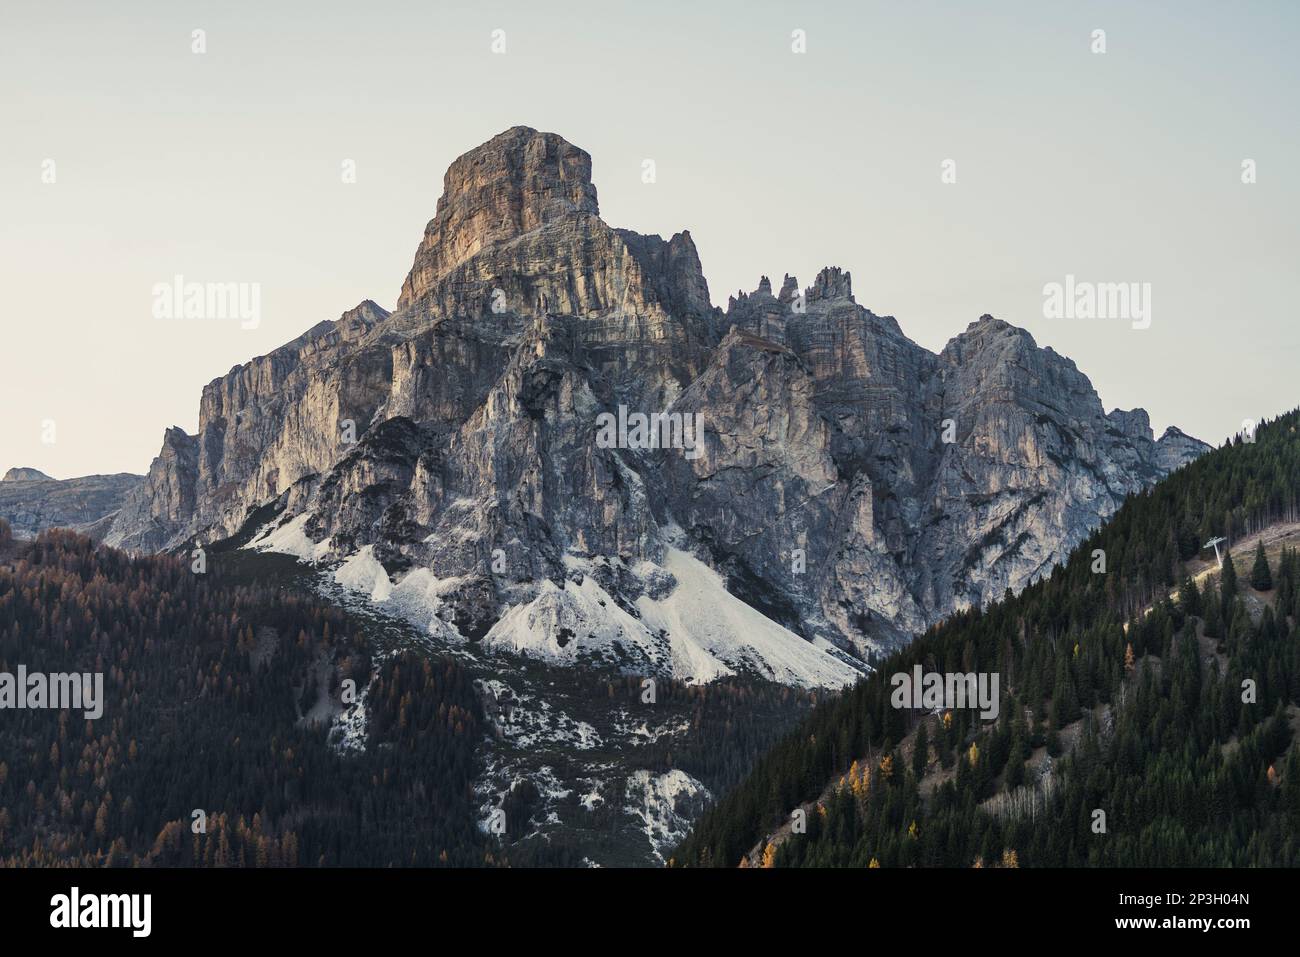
[1129,521,1300,629]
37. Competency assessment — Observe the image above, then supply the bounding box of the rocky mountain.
[3,467,52,482]
[674,408,1300,869]
[1154,424,1211,474]
[103,125,1209,680]
[0,468,141,540]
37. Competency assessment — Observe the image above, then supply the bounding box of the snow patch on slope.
[246,512,331,562]
[334,546,393,601]
[624,769,711,864]
[483,547,860,689]
[327,686,369,754]
[482,573,675,672]
[250,516,861,690]
[476,677,603,750]
[641,548,860,688]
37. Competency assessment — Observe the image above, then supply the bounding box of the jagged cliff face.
[692,275,1211,651]
[0,469,141,541]
[103,126,1209,675]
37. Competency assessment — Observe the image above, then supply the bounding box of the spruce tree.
[1251,541,1273,591]
[1220,549,1238,604]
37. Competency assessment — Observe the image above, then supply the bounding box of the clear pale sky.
[2,0,1297,478]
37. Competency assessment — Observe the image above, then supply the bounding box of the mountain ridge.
[96,125,1209,677]
[0,469,142,541]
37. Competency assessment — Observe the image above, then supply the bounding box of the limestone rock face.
[397,127,600,310]
[104,427,199,552]
[660,326,929,650]
[709,289,1212,652]
[105,126,1211,668]
[3,467,53,483]
[1155,425,1213,474]
[0,470,141,541]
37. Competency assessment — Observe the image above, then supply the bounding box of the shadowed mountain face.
[0,469,141,540]
[100,126,1209,673]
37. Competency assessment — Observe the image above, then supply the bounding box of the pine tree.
[1203,592,1223,638]
[1220,550,1238,603]
[1251,541,1273,591]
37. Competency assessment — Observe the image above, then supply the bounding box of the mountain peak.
[967,314,1014,334]
[1106,407,1154,442]
[1155,424,1213,472]
[397,127,600,309]
[2,467,53,483]
[940,315,1040,365]
[807,267,853,303]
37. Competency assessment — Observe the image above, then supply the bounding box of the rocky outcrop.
[0,470,141,540]
[1155,425,1212,474]
[397,127,600,310]
[106,126,1211,671]
[103,427,199,552]
[3,468,53,483]
[704,288,1215,653]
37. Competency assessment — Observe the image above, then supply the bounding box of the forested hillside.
[0,526,822,868]
[0,529,488,866]
[676,410,1300,868]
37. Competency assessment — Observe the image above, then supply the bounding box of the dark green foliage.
[0,531,487,867]
[1252,541,1274,591]
[1221,550,1238,604]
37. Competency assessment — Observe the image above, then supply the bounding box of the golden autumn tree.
[851,760,870,797]
[1124,643,1136,673]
